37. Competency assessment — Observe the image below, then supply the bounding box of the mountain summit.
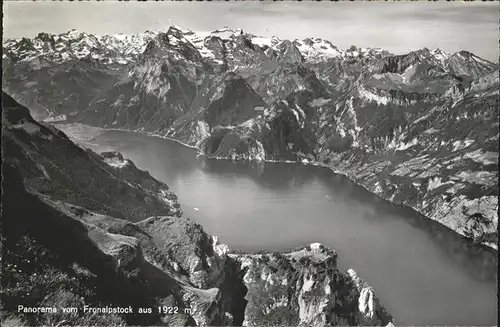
[4,26,496,69]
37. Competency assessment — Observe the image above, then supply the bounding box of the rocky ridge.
[2,26,498,250]
[232,243,392,326]
[2,93,394,326]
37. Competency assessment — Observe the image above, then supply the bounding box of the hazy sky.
[3,1,499,62]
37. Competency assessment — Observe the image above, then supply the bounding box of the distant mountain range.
[2,25,498,251]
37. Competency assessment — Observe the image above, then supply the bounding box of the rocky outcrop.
[233,243,393,327]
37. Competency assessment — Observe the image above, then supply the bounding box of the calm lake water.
[85,130,497,326]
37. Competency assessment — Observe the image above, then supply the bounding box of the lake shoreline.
[54,122,497,252]
[206,155,499,252]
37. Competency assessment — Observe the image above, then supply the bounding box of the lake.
[82,129,497,326]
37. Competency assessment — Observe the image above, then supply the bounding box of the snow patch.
[251,36,274,49]
[431,48,451,64]
[295,38,344,62]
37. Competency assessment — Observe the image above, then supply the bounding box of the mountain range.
[2,25,498,252]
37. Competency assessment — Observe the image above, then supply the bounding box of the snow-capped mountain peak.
[294,37,344,62]
[430,48,451,63]
[3,26,497,75]
[1,27,341,65]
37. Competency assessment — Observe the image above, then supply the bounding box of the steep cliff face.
[3,26,498,250]
[2,93,394,326]
[233,243,393,327]
[319,77,499,249]
[3,93,181,221]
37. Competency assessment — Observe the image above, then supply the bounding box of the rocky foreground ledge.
[231,243,392,326]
